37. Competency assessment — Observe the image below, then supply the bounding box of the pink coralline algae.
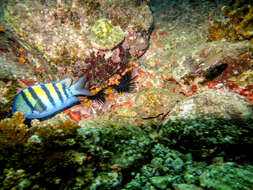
[122,26,149,58]
[111,48,121,63]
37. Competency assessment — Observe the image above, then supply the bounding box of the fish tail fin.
[70,75,92,96]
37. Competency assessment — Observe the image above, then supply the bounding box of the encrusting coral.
[0,112,29,147]
[89,18,125,50]
[0,111,78,148]
[208,0,253,42]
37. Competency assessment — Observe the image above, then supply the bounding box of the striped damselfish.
[12,75,92,119]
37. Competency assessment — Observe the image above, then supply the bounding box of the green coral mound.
[89,18,125,50]
[124,144,253,190]
[124,144,207,189]
[0,113,253,189]
[200,162,253,190]
[161,118,253,158]
[0,112,151,189]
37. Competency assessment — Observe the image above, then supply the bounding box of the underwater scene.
[0,0,253,189]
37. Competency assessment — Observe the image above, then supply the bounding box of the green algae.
[91,18,113,39]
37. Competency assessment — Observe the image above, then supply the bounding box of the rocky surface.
[172,41,253,87]
[1,0,152,68]
[0,32,56,82]
[165,90,253,120]
[134,87,184,119]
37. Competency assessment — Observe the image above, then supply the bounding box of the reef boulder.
[172,41,253,87]
[134,87,184,119]
[165,90,253,120]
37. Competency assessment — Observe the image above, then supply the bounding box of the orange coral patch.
[138,69,146,79]
[191,84,198,93]
[68,111,81,123]
[105,88,114,94]
[20,80,36,86]
[133,119,143,126]
[84,97,91,107]
[18,56,26,63]
[108,94,115,103]
[0,24,5,32]
[145,81,153,87]
[91,89,97,95]
[158,30,168,37]
[116,75,121,80]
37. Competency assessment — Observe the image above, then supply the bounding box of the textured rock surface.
[172,41,253,86]
[135,87,184,118]
[0,32,56,82]
[166,90,253,120]
[2,0,152,65]
[1,0,152,97]
[207,0,253,42]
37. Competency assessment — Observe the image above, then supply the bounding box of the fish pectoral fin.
[34,102,46,113]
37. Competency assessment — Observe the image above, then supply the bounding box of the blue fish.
[12,75,92,119]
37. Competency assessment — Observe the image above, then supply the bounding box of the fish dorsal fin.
[34,102,46,113]
[59,78,72,88]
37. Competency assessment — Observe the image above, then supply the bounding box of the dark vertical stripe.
[41,84,56,106]
[28,86,46,111]
[62,84,69,98]
[53,83,64,103]
[20,91,34,111]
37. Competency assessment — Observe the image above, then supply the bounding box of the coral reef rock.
[134,87,184,119]
[165,90,253,120]
[2,0,152,65]
[89,18,125,50]
[0,31,56,82]
[172,41,253,86]
[1,0,152,98]
[208,0,253,42]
